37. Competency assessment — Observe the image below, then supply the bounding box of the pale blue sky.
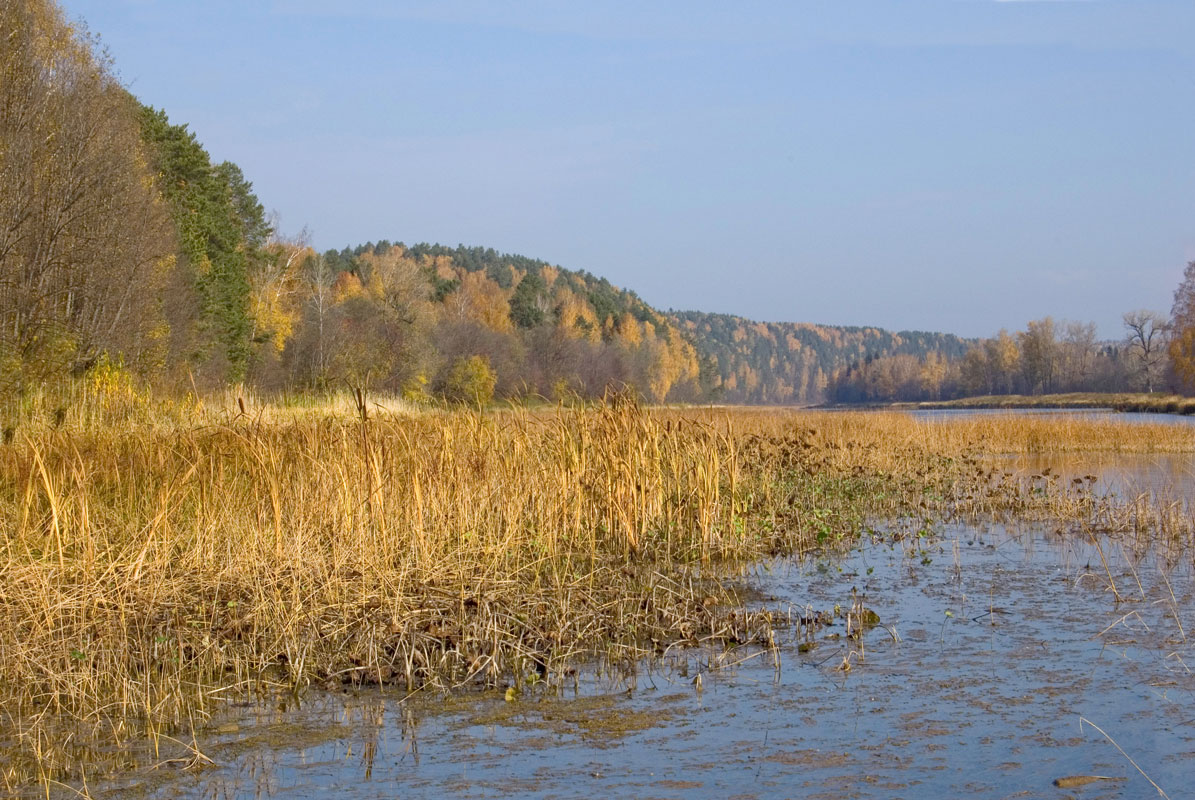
[62,0,1195,338]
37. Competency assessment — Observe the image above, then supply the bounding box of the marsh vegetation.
[1,389,1194,795]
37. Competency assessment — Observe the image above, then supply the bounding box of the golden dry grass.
[1,395,1193,791]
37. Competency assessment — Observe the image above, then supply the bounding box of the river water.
[96,451,1194,800]
[906,407,1195,427]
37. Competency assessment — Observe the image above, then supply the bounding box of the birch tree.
[1122,310,1167,393]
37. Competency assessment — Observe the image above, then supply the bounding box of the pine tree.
[138,106,269,381]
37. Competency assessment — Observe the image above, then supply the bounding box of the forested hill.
[273,240,708,403]
[671,311,971,404]
[291,241,971,405]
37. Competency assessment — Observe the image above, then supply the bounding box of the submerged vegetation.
[1,391,1194,792]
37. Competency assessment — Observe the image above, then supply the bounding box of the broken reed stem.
[1079,716,1172,799]
[1090,531,1123,603]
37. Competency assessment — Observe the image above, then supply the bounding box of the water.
[994,452,1195,505]
[96,470,1195,799]
[906,407,1195,426]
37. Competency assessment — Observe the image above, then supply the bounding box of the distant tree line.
[826,311,1176,403]
[671,312,970,405]
[1170,262,1195,392]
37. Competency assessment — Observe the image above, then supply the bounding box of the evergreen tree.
[139,106,269,380]
[510,272,548,328]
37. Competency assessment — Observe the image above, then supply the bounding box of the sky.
[60,0,1195,339]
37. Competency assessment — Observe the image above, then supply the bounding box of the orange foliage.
[446,270,512,332]
[553,287,599,342]
[615,313,642,347]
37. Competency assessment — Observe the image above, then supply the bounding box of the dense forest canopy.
[673,311,970,404]
[3,0,1195,406]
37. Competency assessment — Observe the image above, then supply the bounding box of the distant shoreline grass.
[824,392,1195,416]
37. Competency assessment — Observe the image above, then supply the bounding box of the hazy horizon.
[61,0,1195,340]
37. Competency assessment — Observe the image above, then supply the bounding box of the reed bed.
[1,397,1192,791]
[909,391,1195,415]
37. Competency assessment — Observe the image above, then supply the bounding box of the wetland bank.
[1,396,1193,798]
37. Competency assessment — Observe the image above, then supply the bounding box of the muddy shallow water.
[997,451,1195,507]
[98,510,1195,800]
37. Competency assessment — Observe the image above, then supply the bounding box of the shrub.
[443,355,497,406]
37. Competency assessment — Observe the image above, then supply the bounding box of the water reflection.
[990,452,1195,504]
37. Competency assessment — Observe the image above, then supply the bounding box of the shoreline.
[818,392,1195,416]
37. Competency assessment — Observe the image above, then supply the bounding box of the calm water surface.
[907,407,1195,426]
